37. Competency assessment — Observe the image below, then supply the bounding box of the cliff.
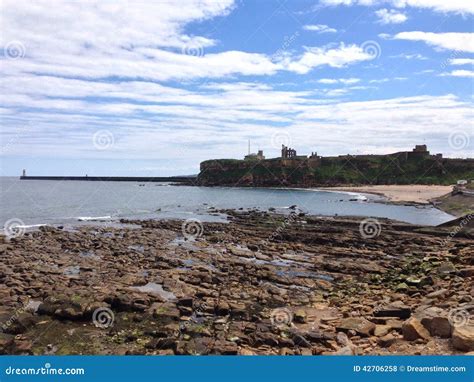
[197,154,474,187]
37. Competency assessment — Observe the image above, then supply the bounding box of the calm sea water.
[0,177,454,227]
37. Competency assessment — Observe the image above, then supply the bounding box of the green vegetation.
[198,154,474,187]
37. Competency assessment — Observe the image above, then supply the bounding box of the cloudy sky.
[0,0,473,176]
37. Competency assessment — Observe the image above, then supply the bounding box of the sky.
[0,0,473,176]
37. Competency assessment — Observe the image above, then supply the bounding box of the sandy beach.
[321,185,453,204]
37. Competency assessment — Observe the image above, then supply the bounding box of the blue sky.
[0,0,473,176]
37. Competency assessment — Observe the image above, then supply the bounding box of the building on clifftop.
[245,150,265,161]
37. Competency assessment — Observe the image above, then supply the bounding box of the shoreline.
[319,185,453,204]
[0,210,472,355]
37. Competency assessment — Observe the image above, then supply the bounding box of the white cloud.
[375,9,407,24]
[369,77,407,83]
[303,24,338,33]
[440,70,474,78]
[286,44,374,74]
[321,0,474,14]
[0,0,376,84]
[393,32,474,53]
[390,53,427,60]
[318,78,360,84]
[1,0,473,171]
[449,58,474,66]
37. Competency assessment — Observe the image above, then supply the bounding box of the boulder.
[374,325,391,337]
[377,333,397,348]
[152,302,180,322]
[374,302,411,319]
[37,296,90,320]
[105,294,150,312]
[212,340,239,355]
[402,317,430,341]
[414,306,452,338]
[336,318,375,337]
[294,309,307,324]
[452,325,474,352]
[437,261,456,275]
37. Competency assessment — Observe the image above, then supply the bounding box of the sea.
[0,177,454,230]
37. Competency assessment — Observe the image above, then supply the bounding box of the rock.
[213,340,238,355]
[146,337,177,350]
[402,317,430,341]
[305,330,335,343]
[374,302,411,319]
[11,339,32,354]
[106,294,149,312]
[452,325,474,352]
[177,297,194,308]
[152,303,180,322]
[255,332,279,347]
[395,283,408,292]
[336,332,351,347]
[430,317,453,338]
[37,296,89,320]
[334,346,355,355]
[414,307,452,338]
[1,313,39,334]
[374,325,391,337]
[0,333,14,354]
[291,333,312,348]
[247,244,259,252]
[426,289,448,298]
[437,261,456,275]
[378,333,397,348]
[216,301,230,316]
[459,267,474,277]
[294,309,307,324]
[406,276,421,285]
[386,319,403,332]
[336,318,375,337]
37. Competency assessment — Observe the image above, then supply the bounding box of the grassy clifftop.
[197,155,474,187]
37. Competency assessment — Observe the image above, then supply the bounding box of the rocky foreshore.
[1,209,473,355]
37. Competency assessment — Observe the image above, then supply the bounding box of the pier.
[20,175,194,182]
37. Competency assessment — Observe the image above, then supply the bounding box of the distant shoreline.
[319,185,453,204]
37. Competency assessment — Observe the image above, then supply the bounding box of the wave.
[16,224,47,229]
[77,216,112,221]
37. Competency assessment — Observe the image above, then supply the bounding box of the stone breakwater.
[0,210,473,355]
